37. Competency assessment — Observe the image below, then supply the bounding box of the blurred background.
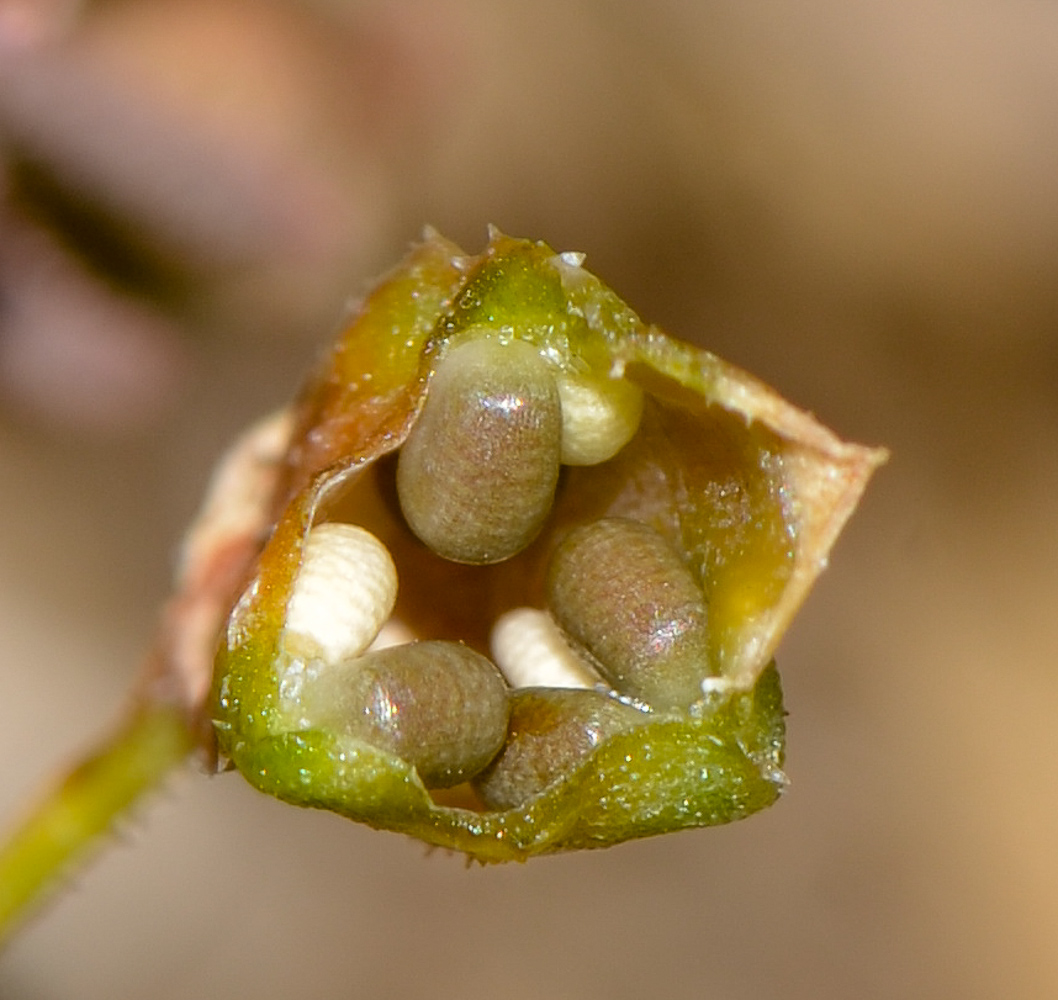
[1,1,1057,997]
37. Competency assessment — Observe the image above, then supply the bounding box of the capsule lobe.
[396,337,562,564]
[303,640,511,789]
[474,687,647,810]
[547,518,713,708]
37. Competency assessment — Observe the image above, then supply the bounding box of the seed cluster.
[206,231,880,859]
[276,336,722,806]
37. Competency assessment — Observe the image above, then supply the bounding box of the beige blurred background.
[1,1,1057,996]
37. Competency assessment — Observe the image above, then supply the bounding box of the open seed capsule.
[547,518,713,709]
[205,229,882,864]
[474,688,648,810]
[396,337,562,564]
[299,640,510,789]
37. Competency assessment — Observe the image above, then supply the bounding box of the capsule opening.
[302,381,794,808]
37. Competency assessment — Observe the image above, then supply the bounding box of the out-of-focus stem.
[0,704,194,945]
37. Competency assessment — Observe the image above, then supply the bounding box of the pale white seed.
[281,522,397,666]
[490,607,601,690]
[556,374,644,466]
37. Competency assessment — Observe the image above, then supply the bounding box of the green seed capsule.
[396,337,562,564]
[474,687,648,810]
[301,640,511,788]
[547,518,713,709]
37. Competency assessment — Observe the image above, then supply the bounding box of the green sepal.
[229,664,785,862]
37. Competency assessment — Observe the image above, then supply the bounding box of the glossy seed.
[556,372,643,466]
[474,687,647,810]
[396,337,562,564]
[547,518,712,708]
[301,640,511,789]
[281,522,398,665]
[490,606,601,689]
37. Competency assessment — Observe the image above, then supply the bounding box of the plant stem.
[0,704,194,945]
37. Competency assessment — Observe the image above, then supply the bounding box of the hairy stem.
[0,704,193,945]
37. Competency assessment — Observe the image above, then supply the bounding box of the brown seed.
[301,640,511,788]
[474,687,647,810]
[396,336,562,564]
[547,518,712,708]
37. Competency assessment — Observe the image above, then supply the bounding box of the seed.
[555,372,643,466]
[546,518,712,708]
[280,522,398,666]
[396,336,562,564]
[490,606,601,689]
[474,687,647,810]
[301,640,511,789]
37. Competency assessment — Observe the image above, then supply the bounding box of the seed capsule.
[474,687,647,810]
[547,518,713,709]
[301,640,511,789]
[280,522,398,665]
[396,337,562,564]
